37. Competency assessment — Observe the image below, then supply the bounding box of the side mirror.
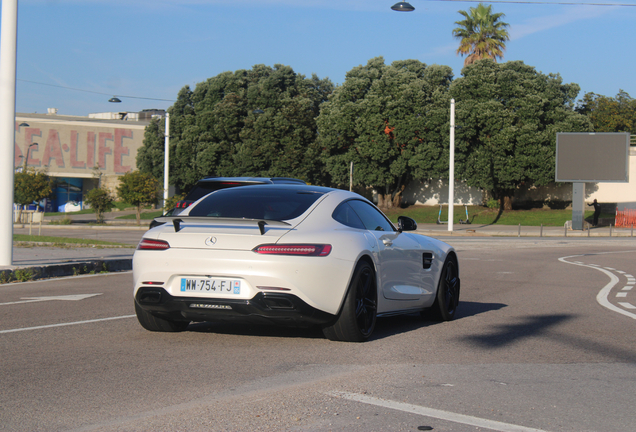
[397,216,417,232]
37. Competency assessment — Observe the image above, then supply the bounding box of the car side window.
[347,200,395,232]
[332,202,365,229]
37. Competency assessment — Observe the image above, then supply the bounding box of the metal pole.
[0,0,18,266]
[448,99,455,232]
[350,161,353,192]
[540,224,543,237]
[518,224,521,237]
[163,113,170,208]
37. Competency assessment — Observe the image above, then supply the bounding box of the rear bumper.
[135,286,336,327]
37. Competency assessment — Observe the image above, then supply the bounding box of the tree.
[116,171,159,225]
[576,90,636,134]
[136,117,165,181]
[137,65,334,194]
[317,57,454,208]
[84,187,115,224]
[452,3,510,67]
[14,169,51,221]
[450,60,592,210]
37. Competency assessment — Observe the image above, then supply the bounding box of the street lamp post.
[0,0,18,266]
[449,99,455,232]
[392,2,455,232]
[109,97,171,210]
[163,113,170,207]
[22,143,38,171]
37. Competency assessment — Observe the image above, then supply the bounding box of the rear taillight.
[137,238,170,250]
[253,244,332,257]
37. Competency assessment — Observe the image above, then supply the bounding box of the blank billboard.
[555,132,630,183]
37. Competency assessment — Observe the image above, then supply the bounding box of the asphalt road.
[1,238,635,431]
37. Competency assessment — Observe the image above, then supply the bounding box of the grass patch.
[44,209,93,217]
[14,234,130,247]
[116,210,163,220]
[383,205,611,227]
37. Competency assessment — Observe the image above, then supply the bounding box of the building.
[14,109,161,212]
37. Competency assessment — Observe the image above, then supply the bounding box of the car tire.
[322,261,377,342]
[134,300,190,332]
[426,255,460,321]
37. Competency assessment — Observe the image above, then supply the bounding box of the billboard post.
[572,183,585,230]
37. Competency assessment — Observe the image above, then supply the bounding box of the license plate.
[180,277,241,295]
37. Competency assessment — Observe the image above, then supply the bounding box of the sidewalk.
[2,209,148,280]
[1,209,633,282]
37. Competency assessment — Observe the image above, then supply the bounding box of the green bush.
[84,187,115,224]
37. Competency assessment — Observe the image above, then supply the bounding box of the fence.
[615,207,636,228]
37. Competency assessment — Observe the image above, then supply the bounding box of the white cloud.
[510,6,616,40]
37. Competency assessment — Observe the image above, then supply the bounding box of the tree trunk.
[500,195,513,211]
[377,193,391,209]
[391,184,405,208]
[136,205,142,226]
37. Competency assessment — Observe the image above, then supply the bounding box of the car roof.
[215,183,335,193]
[195,177,306,184]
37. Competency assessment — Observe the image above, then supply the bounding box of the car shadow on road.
[187,321,326,339]
[370,301,508,341]
[184,300,508,342]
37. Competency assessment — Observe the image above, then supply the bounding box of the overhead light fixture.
[109,97,122,103]
[391,2,415,11]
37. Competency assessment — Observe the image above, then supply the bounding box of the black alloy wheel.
[322,261,377,342]
[428,256,460,321]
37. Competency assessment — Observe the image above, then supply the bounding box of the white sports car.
[133,184,460,342]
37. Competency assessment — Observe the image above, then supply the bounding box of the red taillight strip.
[137,238,170,250]
[253,244,332,257]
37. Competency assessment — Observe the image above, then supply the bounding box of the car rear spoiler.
[153,216,291,235]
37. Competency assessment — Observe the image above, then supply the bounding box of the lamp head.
[391,2,415,11]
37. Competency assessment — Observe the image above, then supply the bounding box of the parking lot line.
[328,391,549,432]
[0,315,135,334]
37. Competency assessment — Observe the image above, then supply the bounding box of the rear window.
[188,187,325,221]
[184,181,263,202]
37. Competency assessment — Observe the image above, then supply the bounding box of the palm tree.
[452,3,510,67]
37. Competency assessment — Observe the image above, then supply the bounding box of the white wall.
[403,151,636,208]
[403,179,484,206]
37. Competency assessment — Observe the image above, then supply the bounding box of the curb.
[0,258,132,284]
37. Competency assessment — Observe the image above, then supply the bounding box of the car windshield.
[188,187,326,221]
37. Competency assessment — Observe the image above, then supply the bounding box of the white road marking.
[616,293,627,298]
[618,302,636,310]
[329,391,549,432]
[559,252,636,320]
[622,285,634,291]
[0,315,135,334]
[0,293,102,306]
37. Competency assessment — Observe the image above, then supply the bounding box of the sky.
[7,0,636,116]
